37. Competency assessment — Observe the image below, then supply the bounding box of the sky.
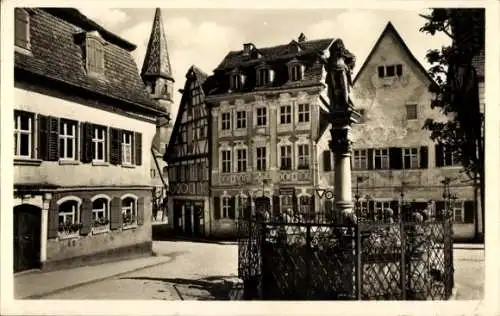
[77,8,451,120]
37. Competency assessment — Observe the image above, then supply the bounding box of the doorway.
[193,204,204,237]
[14,204,41,273]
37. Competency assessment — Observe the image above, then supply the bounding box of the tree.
[420,9,485,239]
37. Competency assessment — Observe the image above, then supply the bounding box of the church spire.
[141,8,174,85]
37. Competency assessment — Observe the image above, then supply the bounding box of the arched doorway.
[14,204,41,272]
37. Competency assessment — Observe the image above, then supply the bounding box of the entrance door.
[184,205,193,236]
[254,196,271,221]
[14,205,41,273]
[193,204,204,237]
[173,200,183,234]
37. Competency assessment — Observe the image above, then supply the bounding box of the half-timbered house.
[165,66,212,236]
[13,8,164,272]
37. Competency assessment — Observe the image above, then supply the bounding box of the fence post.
[259,222,265,300]
[400,220,406,300]
[356,224,362,300]
[306,224,311,300]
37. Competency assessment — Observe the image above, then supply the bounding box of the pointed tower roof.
[141,8,174,81]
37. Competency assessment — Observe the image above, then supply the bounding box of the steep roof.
[15,8,164,114]
[214,38,333,71]
[141,8,174,81]
[165,65,211,162]
[353,21,437,88]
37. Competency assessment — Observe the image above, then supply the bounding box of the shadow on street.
[120,275,239,300]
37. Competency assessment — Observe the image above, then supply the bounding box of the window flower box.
[122,214,137,229]
[58,222,82,240]
[91,218,110,234]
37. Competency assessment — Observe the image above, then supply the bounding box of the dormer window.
[290,64,304,81]
[256,67,274,86]
[229,73,246,91]
[85,32,106,75]
[15,9,30,50]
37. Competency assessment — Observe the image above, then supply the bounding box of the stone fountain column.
[324,40,360,225]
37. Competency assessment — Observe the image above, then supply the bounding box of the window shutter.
[435,201,445,220]
[255,69,261,86]
[80,198,92,235]
[310,197,316,214]
[367,149,374,170]
[135,132,142,165]
[80,123,93,163]
[137,197,145,225]
[463,200,474,224]
[292,193,298,214]
[269,69,275,83]
[37,114,49,160]
[47,200,59,239]
[389,147,402,169]
[110,128,122,165]
[435,144,443,167]
[420,146,428,168]
[390,200,399,217]
[368,200,375,218]
[272,195,280,218]
[323,150,331,171]
[214,197,221,220]
[229,196,236,219]
[110,197,122,229]
[47,116,59,161]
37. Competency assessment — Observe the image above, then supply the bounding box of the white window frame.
[297,103,310,123]
[221,112,231,131]
[236,148,247,172]
[121,194,138,228]
[92,125,107,162]
[373,148,390,170]
[14,111,33,159]
[256,107,267,127]
[221,149,232,173]
[237,195,248,219]
[442,146,460,167]
[297,144,310,170]
[236,111,246,129]
[403,147,419,169]
[258,68,269,86]
[121,131,133,165]
[56,196,82,238]
[256,146,267,171]
[280,105,292,125]
[353,149,368,170]
[222,196,231,218]
[59,120,77,160]
[374,200,391,220]
[281,195,293,213]
[280,145,293,170]
[451,200,464,223]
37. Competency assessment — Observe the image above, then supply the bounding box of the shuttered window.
[122,196,137,228]
[222,197,231,218]
[59,119,78,160]
[86,37,105,74]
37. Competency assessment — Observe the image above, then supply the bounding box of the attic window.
[378,64,403,78]
[230,73,246,90]
[290,64,304,81]
[85,33,105,75]
[14,9,30,50]
[257,68,274,86]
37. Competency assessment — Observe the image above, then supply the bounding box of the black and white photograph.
[1,1,498,315]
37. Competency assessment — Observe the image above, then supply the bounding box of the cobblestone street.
[39,241,483,300]
[42,241,239,300]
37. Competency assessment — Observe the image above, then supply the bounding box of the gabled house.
[317,22,479,241]
[13,8,165,272]
[164,66,213,236]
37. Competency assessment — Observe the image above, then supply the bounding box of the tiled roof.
[15,8,163,114]
[471,49,484,79]
[214,38,333,71]
[141,8,173,81]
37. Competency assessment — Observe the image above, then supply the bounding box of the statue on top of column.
[325,39,356,112]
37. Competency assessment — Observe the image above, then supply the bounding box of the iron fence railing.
[238,211,454,300]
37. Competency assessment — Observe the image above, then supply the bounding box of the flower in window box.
[58,222,83,232]
[92,218,110,227]
[122,213,136,225]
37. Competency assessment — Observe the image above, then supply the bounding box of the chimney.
[298,33,307,42]
[243,43,254,56]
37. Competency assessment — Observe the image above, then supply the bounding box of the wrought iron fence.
[237,204,454,300]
